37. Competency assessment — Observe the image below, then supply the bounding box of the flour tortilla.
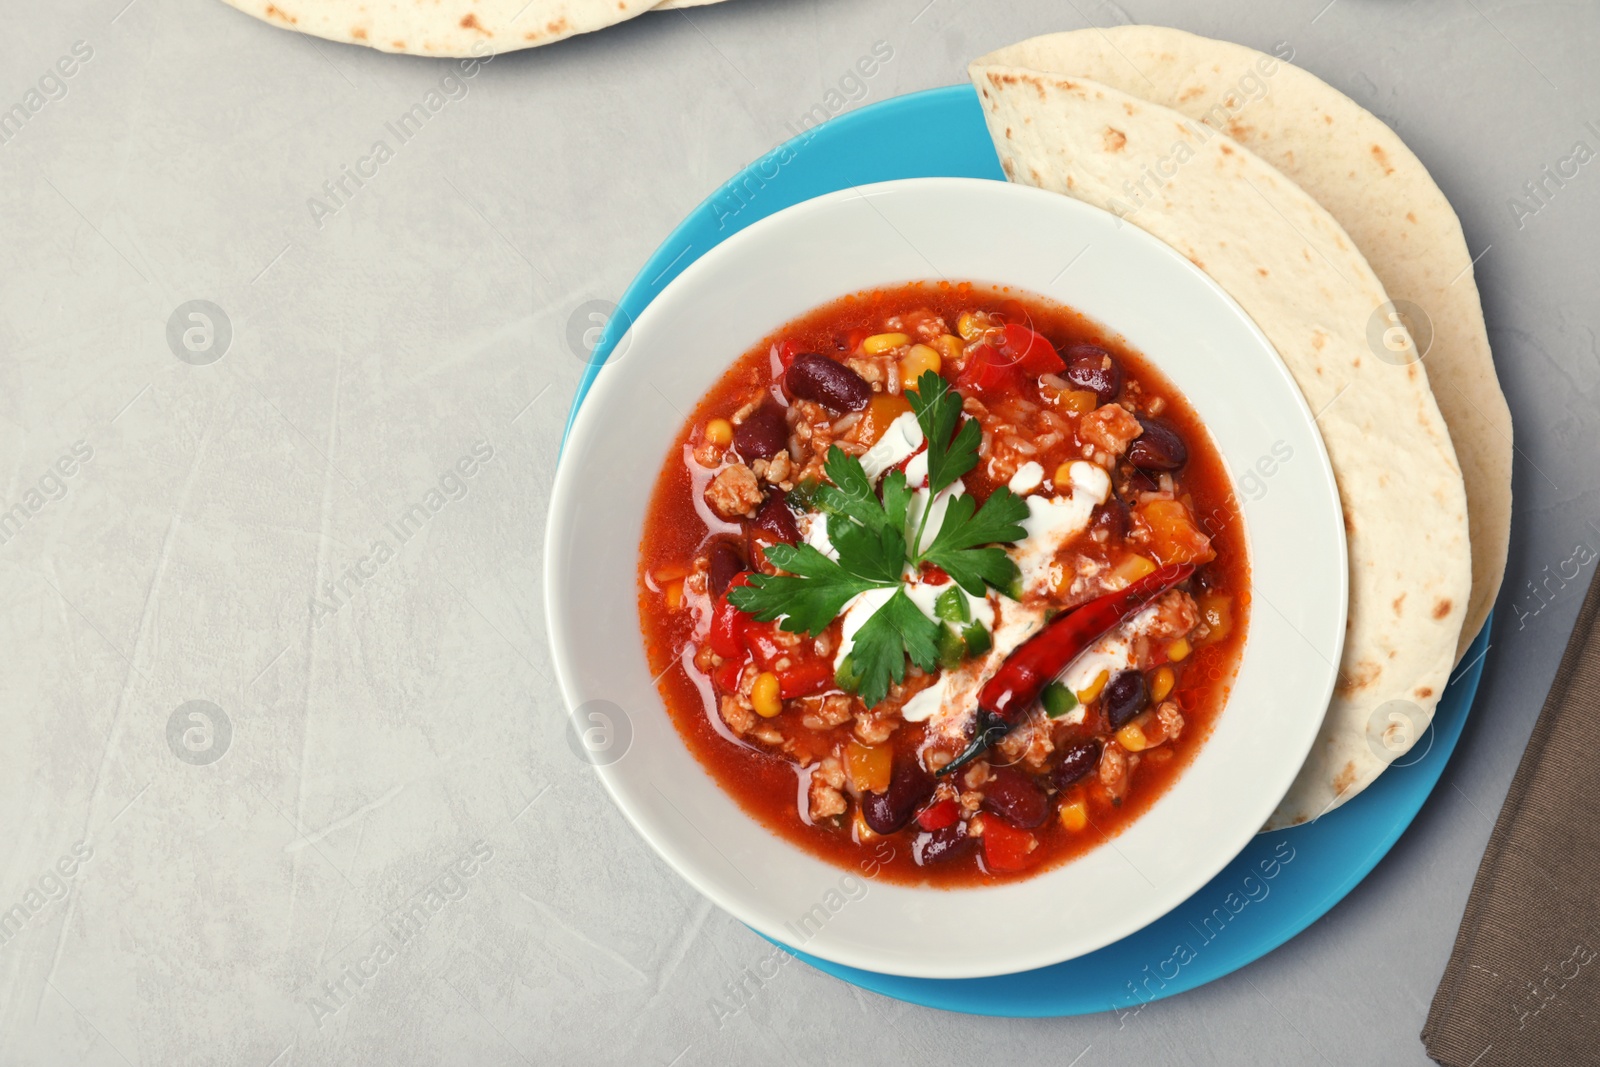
[218,0,726,56]
[966,64,1472,827]
[974,28,1510,663]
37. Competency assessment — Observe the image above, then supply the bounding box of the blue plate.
[564,84,1490,1017]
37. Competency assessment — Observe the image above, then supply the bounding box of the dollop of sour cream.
[1009,461,1111,597]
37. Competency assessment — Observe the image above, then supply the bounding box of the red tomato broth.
[638,281,1250,887]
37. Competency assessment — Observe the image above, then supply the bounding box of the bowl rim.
[544,175,1349,978]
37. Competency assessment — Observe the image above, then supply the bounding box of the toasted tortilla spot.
[1416,686,1434,699]
[264,3,297,23]
[1337,660,1381,696]
[1371,144,1395,175]
[1220,142,1234,155]
[1179,85,1204,102]
[1005,126,1013,139]
[391,39,405,48]
[1103,126,1127,152]
[1393,593,1406,615]
[1432,597,1453,620]
[1333,760,1358,794]
[1323,113,1334,125]
[1257,267,1268,277]
[351,26,367,38]
[1406,211,1418,223]
[547,16,567,31]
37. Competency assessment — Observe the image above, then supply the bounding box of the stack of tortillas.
[969,27,1511,828]
[219,0,729,56]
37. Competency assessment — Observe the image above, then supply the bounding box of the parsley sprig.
[728,371,1029,707]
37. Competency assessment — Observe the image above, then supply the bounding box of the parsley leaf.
[907,370,981,494]
[728,544,883,635]
[846,588,942,707]
[918,486,1030,596]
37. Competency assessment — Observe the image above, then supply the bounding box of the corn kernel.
[1077,669,1110,705]
[1059,798,1088,832]
[1116,722,1148,752]
[1058,389,1098,414]
[1167,637,1192,663]
[899,344,941,387]
[751,672,782,718]
[935,333,965,363]
[664,580,684,610]
[705,418,733,446]
[862,332,910,356]
[1149,665,1176,703]
[956,312,986,342]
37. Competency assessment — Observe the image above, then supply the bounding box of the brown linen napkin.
[1423,568,1600,1066]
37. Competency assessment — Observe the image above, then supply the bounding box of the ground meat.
[853,709,897,745]
[1080,403,1142,456]
[808,756,848,819]
[900,308,950,343]
[705,463,763,520]
[1098,741,1131,803]
[1147,590,1201,640]
[1155,700,1185,742]
[750,450,793,487]
[799,694,853,732]
[995,713,1055,768]
[720,694,755,736]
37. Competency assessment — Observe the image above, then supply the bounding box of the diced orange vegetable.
[1105,554,1157,588]
[982,815,1040,872]
[664,580,684,610]
[934,333,965,363]
[845,740,893,794]
[860,393,913,447]
[1138,500,1216,565]
[1197,593,1233,644]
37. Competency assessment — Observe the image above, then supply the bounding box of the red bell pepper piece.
[779,660,834,698]
[917,797,960,831]
[982,815,1039,873]
[708,573,754,659]
[941,562,1196,775]
[954,342,1016,393]
[997,323,1064,376]
[712,657,746,693]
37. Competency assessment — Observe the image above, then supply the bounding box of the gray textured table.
[2,1,1595,1063]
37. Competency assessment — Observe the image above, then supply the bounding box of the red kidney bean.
[1128,416,1188,471]
[862,760,935,835]
[751,490,800,545]
[784,353,872,413]
[1062,343,1123,404]
[1091,499,1129,541]
[706,540,747,598]
[733,403,789,460]
[1052,739,1102,790]
[981,765,1050,829]
[915,820,975,865]
[1103,669,1148,729]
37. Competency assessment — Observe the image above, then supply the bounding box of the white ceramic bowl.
[545,178,1347,979]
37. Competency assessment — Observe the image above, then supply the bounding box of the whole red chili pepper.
[939,562,1196,776]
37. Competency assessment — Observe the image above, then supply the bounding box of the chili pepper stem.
[938,709,1010,777]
